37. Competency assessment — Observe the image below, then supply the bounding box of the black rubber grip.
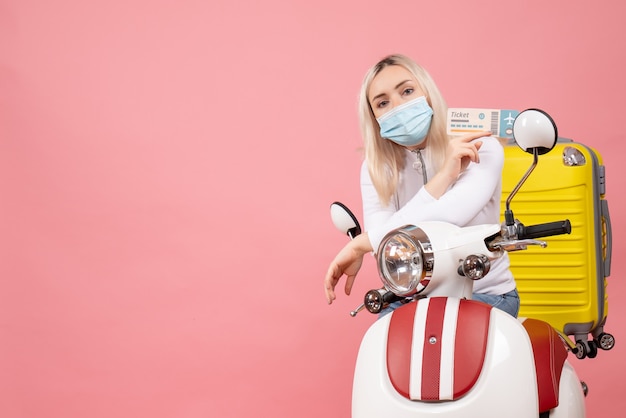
[382,291,403,304]
[518,220,572,240]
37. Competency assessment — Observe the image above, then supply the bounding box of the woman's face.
[368,65,426,119]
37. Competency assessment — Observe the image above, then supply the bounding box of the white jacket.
[361,136,515,295]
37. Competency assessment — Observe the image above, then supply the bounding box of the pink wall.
[1,0,624,416]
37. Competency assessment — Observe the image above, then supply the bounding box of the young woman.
[323,54,519,317]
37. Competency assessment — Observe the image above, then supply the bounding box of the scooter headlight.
[377,225,433,296]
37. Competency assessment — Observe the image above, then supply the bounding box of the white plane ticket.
[447,108,519,139]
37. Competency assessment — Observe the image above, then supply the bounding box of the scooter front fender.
[352,299,538,418]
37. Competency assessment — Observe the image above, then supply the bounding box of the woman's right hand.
[324,233,373,304]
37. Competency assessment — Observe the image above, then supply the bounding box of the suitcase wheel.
[574,341,587,359]
[596,332,616,351]
[574,340,598,359]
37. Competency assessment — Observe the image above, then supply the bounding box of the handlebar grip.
[518,220,572,240]
[382,291,403,305]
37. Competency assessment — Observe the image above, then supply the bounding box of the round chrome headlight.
[377,225,433,296]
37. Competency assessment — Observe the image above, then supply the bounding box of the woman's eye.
[376,100,389,109]
[402,88,414,96]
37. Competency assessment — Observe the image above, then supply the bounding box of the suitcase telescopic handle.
[518,220,572,240]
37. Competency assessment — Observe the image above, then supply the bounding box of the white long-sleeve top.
[361,136,515,295]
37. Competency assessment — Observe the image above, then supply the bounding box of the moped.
[330,109,588,417]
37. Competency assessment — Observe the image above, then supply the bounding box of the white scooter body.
[332,109,588,418]
[353,302,586,417]
[351,222,586,418]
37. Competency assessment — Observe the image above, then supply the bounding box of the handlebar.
[517,220,572,240]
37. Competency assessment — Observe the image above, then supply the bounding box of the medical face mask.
[376,96,434,147]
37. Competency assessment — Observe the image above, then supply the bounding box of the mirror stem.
[505,148,539,225]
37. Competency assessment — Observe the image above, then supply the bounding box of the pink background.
[1,0,624,417]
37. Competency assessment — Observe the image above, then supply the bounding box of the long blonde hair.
[359,54,450,206]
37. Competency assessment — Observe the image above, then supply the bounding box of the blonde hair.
[359,54,450,206]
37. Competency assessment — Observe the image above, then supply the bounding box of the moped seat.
[521,318,569,413]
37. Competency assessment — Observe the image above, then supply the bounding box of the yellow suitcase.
[501,140,614,359]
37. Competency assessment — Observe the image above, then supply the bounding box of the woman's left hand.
[443,131,490,177]
[425,131,490,199]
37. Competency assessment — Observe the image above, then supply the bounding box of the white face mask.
[376,96,433,147]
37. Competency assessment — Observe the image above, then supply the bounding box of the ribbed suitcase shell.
[500,140,612,357]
